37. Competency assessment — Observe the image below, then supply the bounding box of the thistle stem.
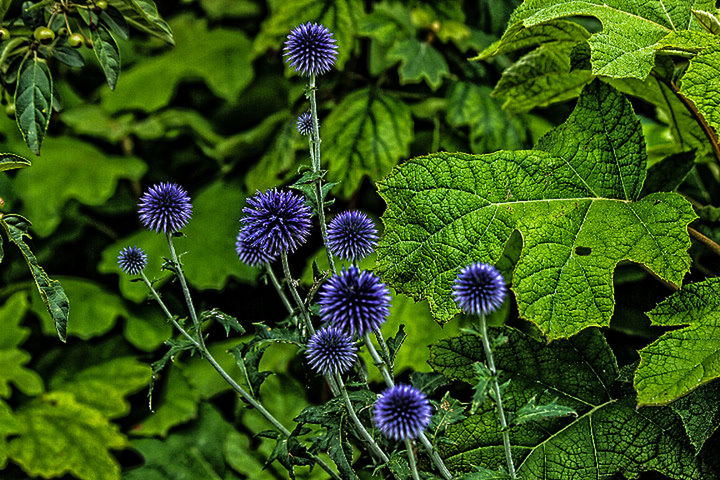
[479,314,516,479]
[363,332,453,480]
[280,252,315,335]
[334,373,390,464]
[405,439,421,480]
[265,263,295,316]
[166,233,206,350]
[308,74,336,273]
[139,271,341,480]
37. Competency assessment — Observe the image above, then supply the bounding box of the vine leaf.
[0,293,44,399]
[0,214,68,341]
[634,277,720,406]
[670,379,720,452]
[488,0,697,80]
[92,27,121,90]
[678,42,720,137]
[429,328,707,479]
[386,38,450,90]
[377,81,695,337]
[14,57,52,155]
[7,392,127,480]
[323,87,413,197]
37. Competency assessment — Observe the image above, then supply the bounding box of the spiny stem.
[307,74,336,273]
[364,332,453,480]
[689,226,720,258]
[335,374,390,464]
[479,314,516,479]
[280,252,315,335]
[140,271,341,480]
[405,439,421,480]
[166,233,206,350]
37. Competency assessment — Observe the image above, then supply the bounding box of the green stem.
[166,233,206,350]
[479,314,516,479]
[308,74,336,273]
[405,439,421,480]
[374,329,393,374]
[265,263,295,316]
[280,252,315,335]
[140,272,341,480]
[364,333,453,480]
[335,374,390,464]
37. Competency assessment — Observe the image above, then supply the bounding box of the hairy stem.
[166,233,206,350]
[265,263,295,316]
[280,252,315,335]
[479,314,516,479]
[335,374,390,464]
[405,439,421,480]
[308,74,336,273]
[364,332,453,480]
[689,226,720,258]
[140,272,341,480]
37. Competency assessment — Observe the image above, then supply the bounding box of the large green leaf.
[0,399,20,469]
[377,81,695,336]
[99,180,255,302]
[634,277,720,406]
[323,87,413,197]
[430,328,707,479]
[669,379,720,452]
[14,57,52,155]
[0,293,43,398]
[0,215,69,341]
[254,0,365,70]
[678,42,720,137]
[475,19,590,60]
[492,0,698,80]
[92,27,121,90]
[7,392,127,480]
[50,357,151,419]
[101,15,252,112]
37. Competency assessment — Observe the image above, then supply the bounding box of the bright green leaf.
[101,15,252,112]
[387,38,450,90]
[50,357,151,419]
[92,27,121,90]
[323,87,413,197]
[7,392,127,480]
[378,82,695,336]
[679,42,720,137]
[634,277,720,406]
[474,19,589,59]
[0,399,20,468]
[14,57,52,155]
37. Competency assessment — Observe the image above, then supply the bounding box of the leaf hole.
[575,246,592,256]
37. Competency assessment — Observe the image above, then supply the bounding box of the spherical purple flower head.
[297,112,313,136]
[318,266,390,337]
[117,246,147,275]
[327,210,379,261]
[242,189,312,256]
[138,182,192,234]
[283,22,338,77]
[305,326,358,375]
[235,228,276,267]
[452,263,507,316]
[374,384,432,441]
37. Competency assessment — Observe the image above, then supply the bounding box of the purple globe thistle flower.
[452,263,507,316]
[327,210,379,261]
[318,266,390,336]
[138,182,193,234]
[241,189,312,256]
[374,384,432,441]
[297,112,313,136]
[235,228,276,266]
[117,246,147,275]
[305,326,358,375]
[283,22,338,77]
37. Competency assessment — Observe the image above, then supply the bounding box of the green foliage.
[0,293,43,398]
[429,328,711,478]
[387,38,449,90]
[92,27,121,90]
[14,58,52,156]
[378,81,695,336]
[634,277,720,406]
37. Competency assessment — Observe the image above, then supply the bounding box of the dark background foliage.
[0,0,716,478]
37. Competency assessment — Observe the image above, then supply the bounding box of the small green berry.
[68,33,84,48]
[5,103,15,118]
[33,27,55,44]
[0,28,10,41]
